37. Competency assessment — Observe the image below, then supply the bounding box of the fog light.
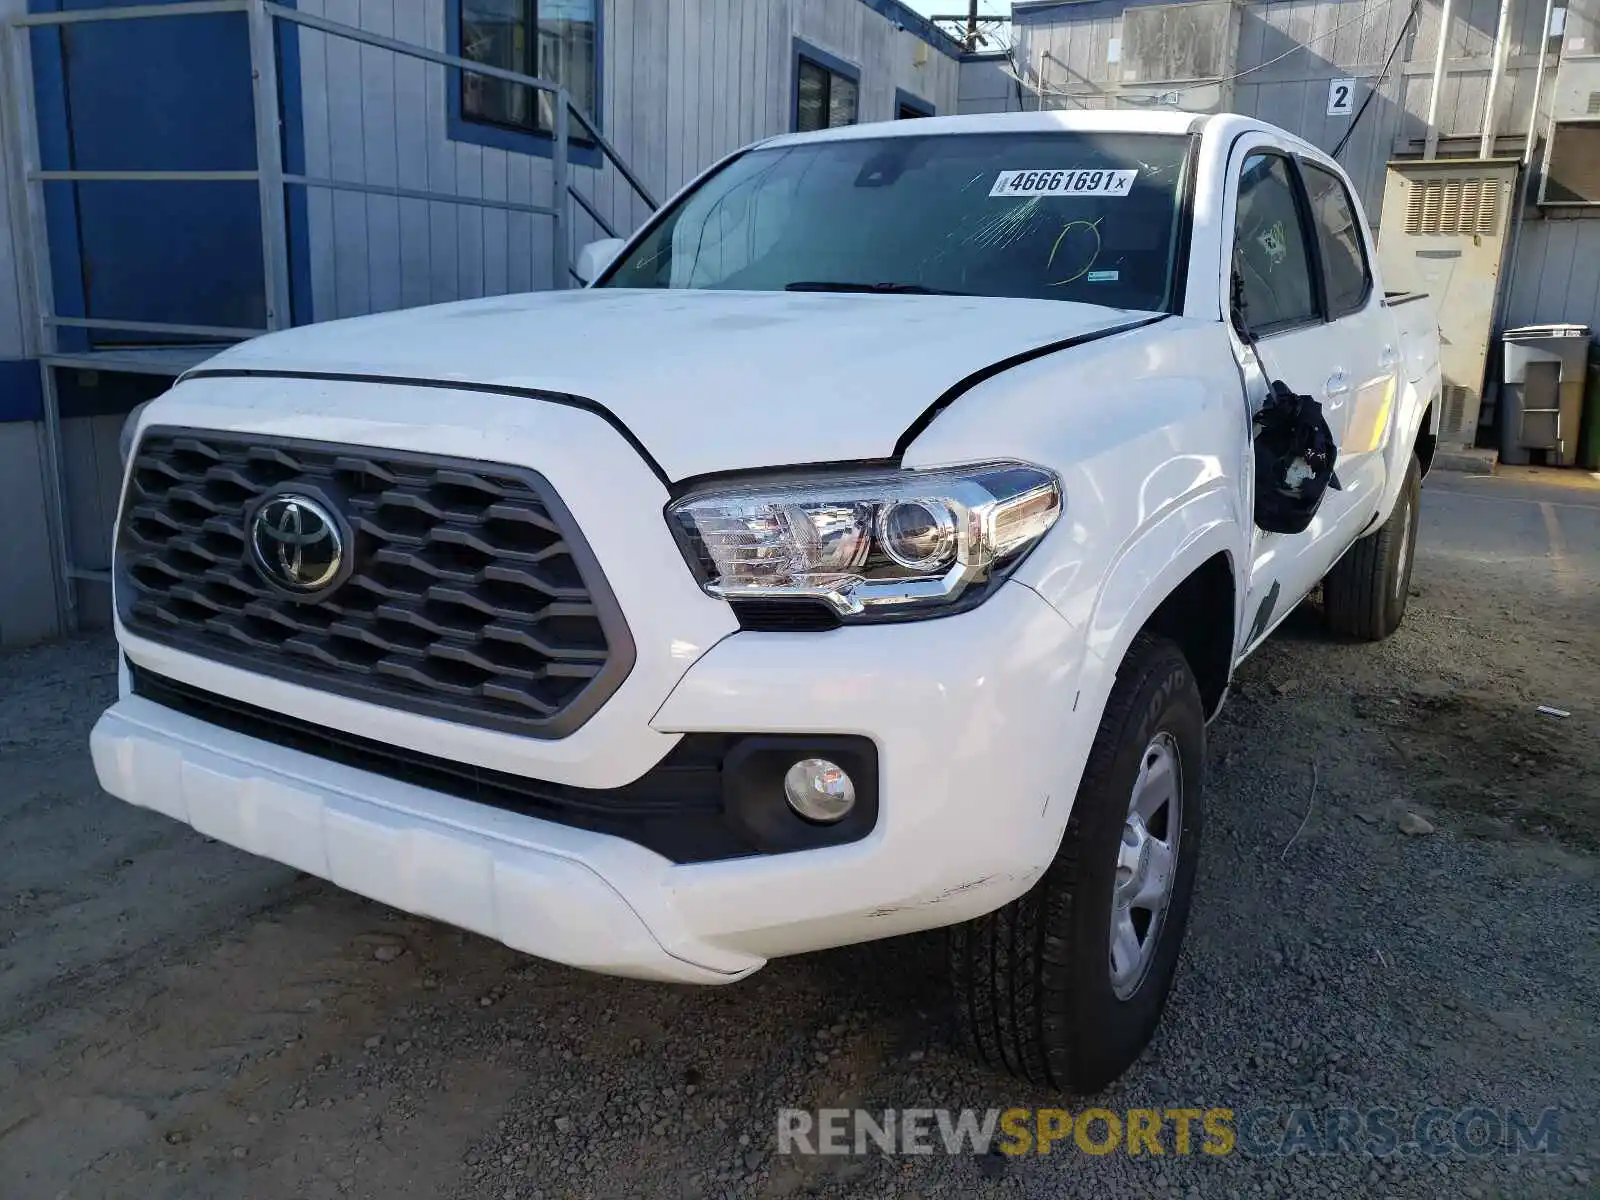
[783,758,856,823]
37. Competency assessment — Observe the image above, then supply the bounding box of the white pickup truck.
[95,111,1439,1093]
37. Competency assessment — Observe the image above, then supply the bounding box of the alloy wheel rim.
[1109,731,1183,1000]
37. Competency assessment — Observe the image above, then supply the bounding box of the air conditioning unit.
[1539,56,1600,206]
[1375,160,1521,446]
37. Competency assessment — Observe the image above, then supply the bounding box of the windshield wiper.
[784,281,967,296]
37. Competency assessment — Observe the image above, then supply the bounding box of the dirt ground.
[2,465,1597,1199]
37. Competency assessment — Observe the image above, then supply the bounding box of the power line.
[1008,0,1382,109]
[1180,0,1379,92]
[1331,0,1419,160]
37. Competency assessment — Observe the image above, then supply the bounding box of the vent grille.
[116,430,633,738]
[1403,177,1500,235]
[1588,91,1600,116]
[1441,383,1474,441]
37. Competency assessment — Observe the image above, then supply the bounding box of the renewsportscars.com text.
[777,1106,1561,1159]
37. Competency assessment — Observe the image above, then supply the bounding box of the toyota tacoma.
[94,111,1440,1092]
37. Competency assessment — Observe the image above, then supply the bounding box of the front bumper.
[93,580,1095,983]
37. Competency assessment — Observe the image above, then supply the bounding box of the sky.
[901,1,1015,21]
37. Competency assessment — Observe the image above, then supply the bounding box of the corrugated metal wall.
[293,0,962,322]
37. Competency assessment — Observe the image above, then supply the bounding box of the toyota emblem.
[249,492,346,595]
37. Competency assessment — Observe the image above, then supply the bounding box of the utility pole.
[929,5,989,51]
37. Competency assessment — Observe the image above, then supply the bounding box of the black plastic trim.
[179,368,674,488]
[722,736,879,853]
[731,599,842,632]
[118,428,636,742]
[129,664,879,864]
[1164,133,1202,316]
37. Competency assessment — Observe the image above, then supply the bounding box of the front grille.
[116,428,634,738]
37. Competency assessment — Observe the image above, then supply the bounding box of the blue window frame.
[447,0,601,166]
[894,88,934,119]
[792,38,859,132]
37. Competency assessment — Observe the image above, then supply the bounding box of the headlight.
[666,461,1061,622]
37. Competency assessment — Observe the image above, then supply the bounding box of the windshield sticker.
[1087,269,1120,283]
[991,169,1139,198]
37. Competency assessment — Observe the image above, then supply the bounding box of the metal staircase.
[2,0,655,634]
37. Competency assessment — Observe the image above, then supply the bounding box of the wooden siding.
[1505,217,1600,331]
[292,0,961,321]
[1014,6,1126,105]
[1230,0,1428,220]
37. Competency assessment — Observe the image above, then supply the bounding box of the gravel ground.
[2,466,1597,1199]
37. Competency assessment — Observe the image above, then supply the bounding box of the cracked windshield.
[599,131,1191,312]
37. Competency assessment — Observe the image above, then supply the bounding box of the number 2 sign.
[1327,78,1356,116]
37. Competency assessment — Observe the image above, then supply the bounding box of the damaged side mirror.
[1231,271,1342,536]
[1253,379,1341,535]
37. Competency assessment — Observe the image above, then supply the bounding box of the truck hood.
[194,289,1158,481]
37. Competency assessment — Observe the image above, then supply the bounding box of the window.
[794,42,858,132]
[458,0,596,144]
[1301,163,1372,318]
[1232,153,1317,336]
[598,132,1192,312]
[896,89,934,119]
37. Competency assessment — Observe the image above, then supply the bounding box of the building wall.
[1505,216,1600,330]
[958,51,1028,112]
[0,0,64,646]
[0,0,961,647]
[1013,0,1600,334]
[1,0,33,363]
[293,0,963,323]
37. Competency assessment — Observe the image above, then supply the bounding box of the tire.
[1324,452,1422,641]
[948,634,1205,1094]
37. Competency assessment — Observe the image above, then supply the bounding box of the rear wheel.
[948,634,1204,1093]
[1324,453,1422,641]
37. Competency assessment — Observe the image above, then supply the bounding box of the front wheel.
[1323,453,1422,641]
[948,634,1204,1093]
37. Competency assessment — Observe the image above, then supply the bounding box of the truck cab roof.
[758,109,1340,173]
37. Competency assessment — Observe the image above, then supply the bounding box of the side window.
[457,0,598,145]
[1232,153,1318,336]
[794,43,859,133]
[1301,163,1372,318]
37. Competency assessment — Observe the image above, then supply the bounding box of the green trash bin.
[1583,344,1600,470]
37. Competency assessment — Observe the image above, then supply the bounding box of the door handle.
[1324,370,1350,400]
[1377,345,1399,372]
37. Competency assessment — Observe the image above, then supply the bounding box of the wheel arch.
[1413,400,1437,477]
[1139,552,1237,718]
[1079,509,1244,725]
